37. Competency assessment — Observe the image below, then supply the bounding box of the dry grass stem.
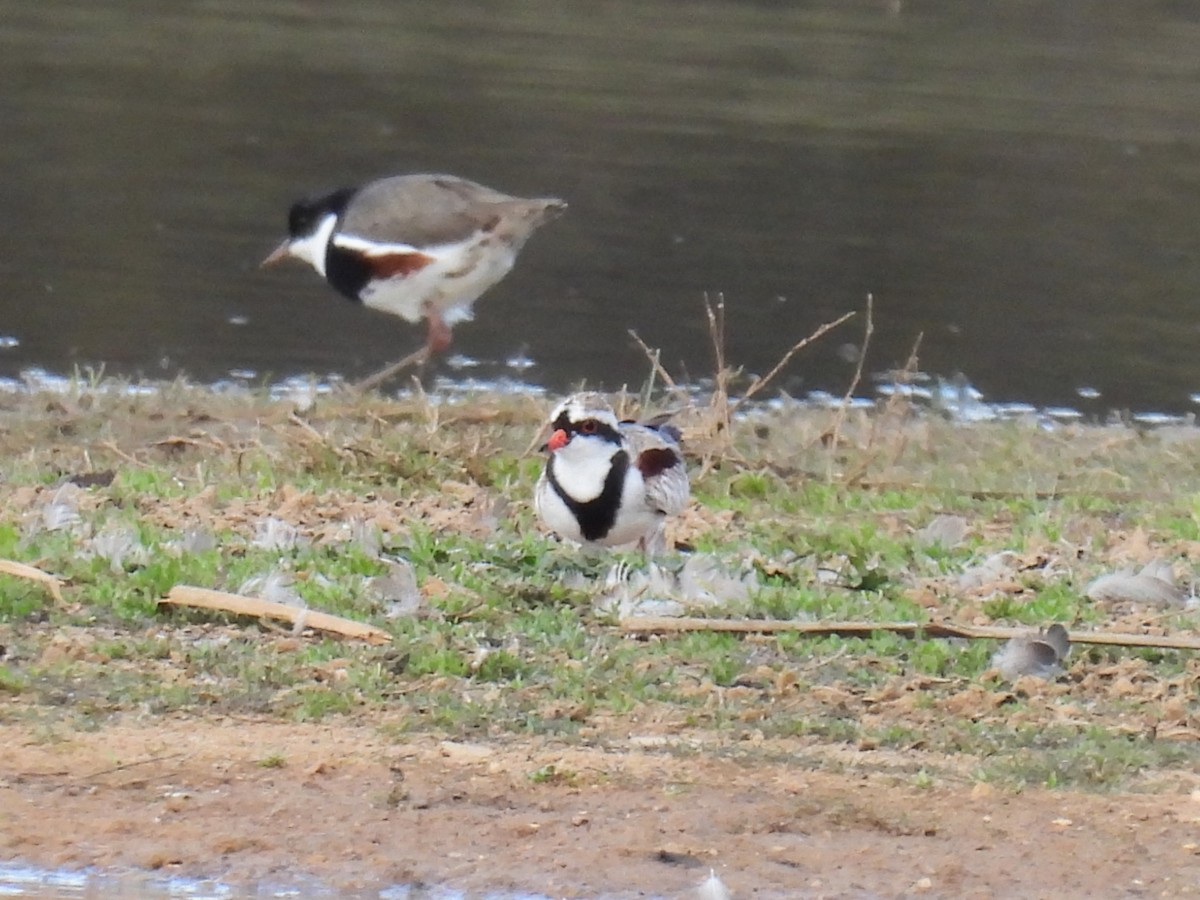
[729,310,855,416]
[824,294,875,481]
[628,330,678,392]
[839,331,922,487]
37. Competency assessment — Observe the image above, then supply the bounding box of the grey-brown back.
[339,174,565,248]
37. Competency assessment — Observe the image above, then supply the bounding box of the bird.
[261,173,566,389]
[535,393,690,554]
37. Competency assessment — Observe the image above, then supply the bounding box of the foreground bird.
[535,393,690,554]
[262,173,565,389]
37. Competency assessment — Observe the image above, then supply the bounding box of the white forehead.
[550,393,618,426]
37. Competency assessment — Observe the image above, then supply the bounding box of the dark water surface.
[4,1,1200,411]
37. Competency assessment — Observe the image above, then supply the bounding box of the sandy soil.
[2,718,1198,898]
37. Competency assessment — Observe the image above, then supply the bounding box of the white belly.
[359,237,517,324]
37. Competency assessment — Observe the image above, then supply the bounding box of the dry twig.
[838,332,923,487]
[0,559,65,603]
[729,311,855,416]
[162,585,391,644]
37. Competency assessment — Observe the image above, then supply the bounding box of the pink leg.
[426,312,453,354]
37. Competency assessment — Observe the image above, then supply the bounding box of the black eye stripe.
[550,413,622,444]
[575,419,620,442]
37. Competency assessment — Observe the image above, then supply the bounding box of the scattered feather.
[472,494,507,536]
[34,484,84,534]
[594,561,685,619]
[179,528,217,554]
[678,555,757,607]
[916,514,968,550]
[369,559,425,618]
[698,870,732,900]
[251,517,305,552]
[992,624,1070,680]
[163,528,217,557]
[592,555,758,619]
[239,570,305,608]
[330,517,382,559]
[1085,561,1184,607]
[958,551,1018,591]
[84,523,149,573]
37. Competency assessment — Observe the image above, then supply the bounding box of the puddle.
[0,861,563,899]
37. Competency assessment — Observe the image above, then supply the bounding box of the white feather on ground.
[697,869,732,900]
[957,551,1020,590]
[84,523,149,573]
[1085,560,1184,607]
[329,516,383,559]
[32,484,84,534]
[916,514,969,550]
[589,554,760,619]
[992,624,1070,680]
[238,570,305,608]
[251,516,306,552]
[369,559,425,618]
[170,528,216,555]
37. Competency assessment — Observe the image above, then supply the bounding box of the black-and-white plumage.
[535,393,689,554]
[262,173,565,383]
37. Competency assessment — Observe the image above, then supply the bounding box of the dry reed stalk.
[630,292,854,470]
[838,331,923,487]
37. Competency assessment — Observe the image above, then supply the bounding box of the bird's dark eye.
[580,419,598,434]
[288,202,314,236]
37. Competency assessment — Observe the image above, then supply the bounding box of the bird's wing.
[621,422,690,517]
[339,175,562,249]
[337,176,495,247]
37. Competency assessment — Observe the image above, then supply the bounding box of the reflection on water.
[0,860,562,899]
[4,1,1200,411]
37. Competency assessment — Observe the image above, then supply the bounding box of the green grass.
[0,383,1197,788]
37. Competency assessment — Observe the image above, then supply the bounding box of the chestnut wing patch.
[365,251,435,279]
[636,447,680,479]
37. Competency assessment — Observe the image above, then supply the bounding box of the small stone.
[439,741,494,763]
[970,782,995,801]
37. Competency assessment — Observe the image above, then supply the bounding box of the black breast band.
[548,450,629,541]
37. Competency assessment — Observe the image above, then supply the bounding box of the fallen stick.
[162,585,391,644]
[0,559,65,603]
[619,617,1200,651]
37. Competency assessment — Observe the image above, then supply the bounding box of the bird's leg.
[352,310,453,393]
[426,310,453,355]
[641,523,669,557]
[352,346,431,393]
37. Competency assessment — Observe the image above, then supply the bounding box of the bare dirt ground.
[2,717,1199,898]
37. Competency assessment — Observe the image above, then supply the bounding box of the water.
[0,861,562,899]
[4,0,1200,412]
